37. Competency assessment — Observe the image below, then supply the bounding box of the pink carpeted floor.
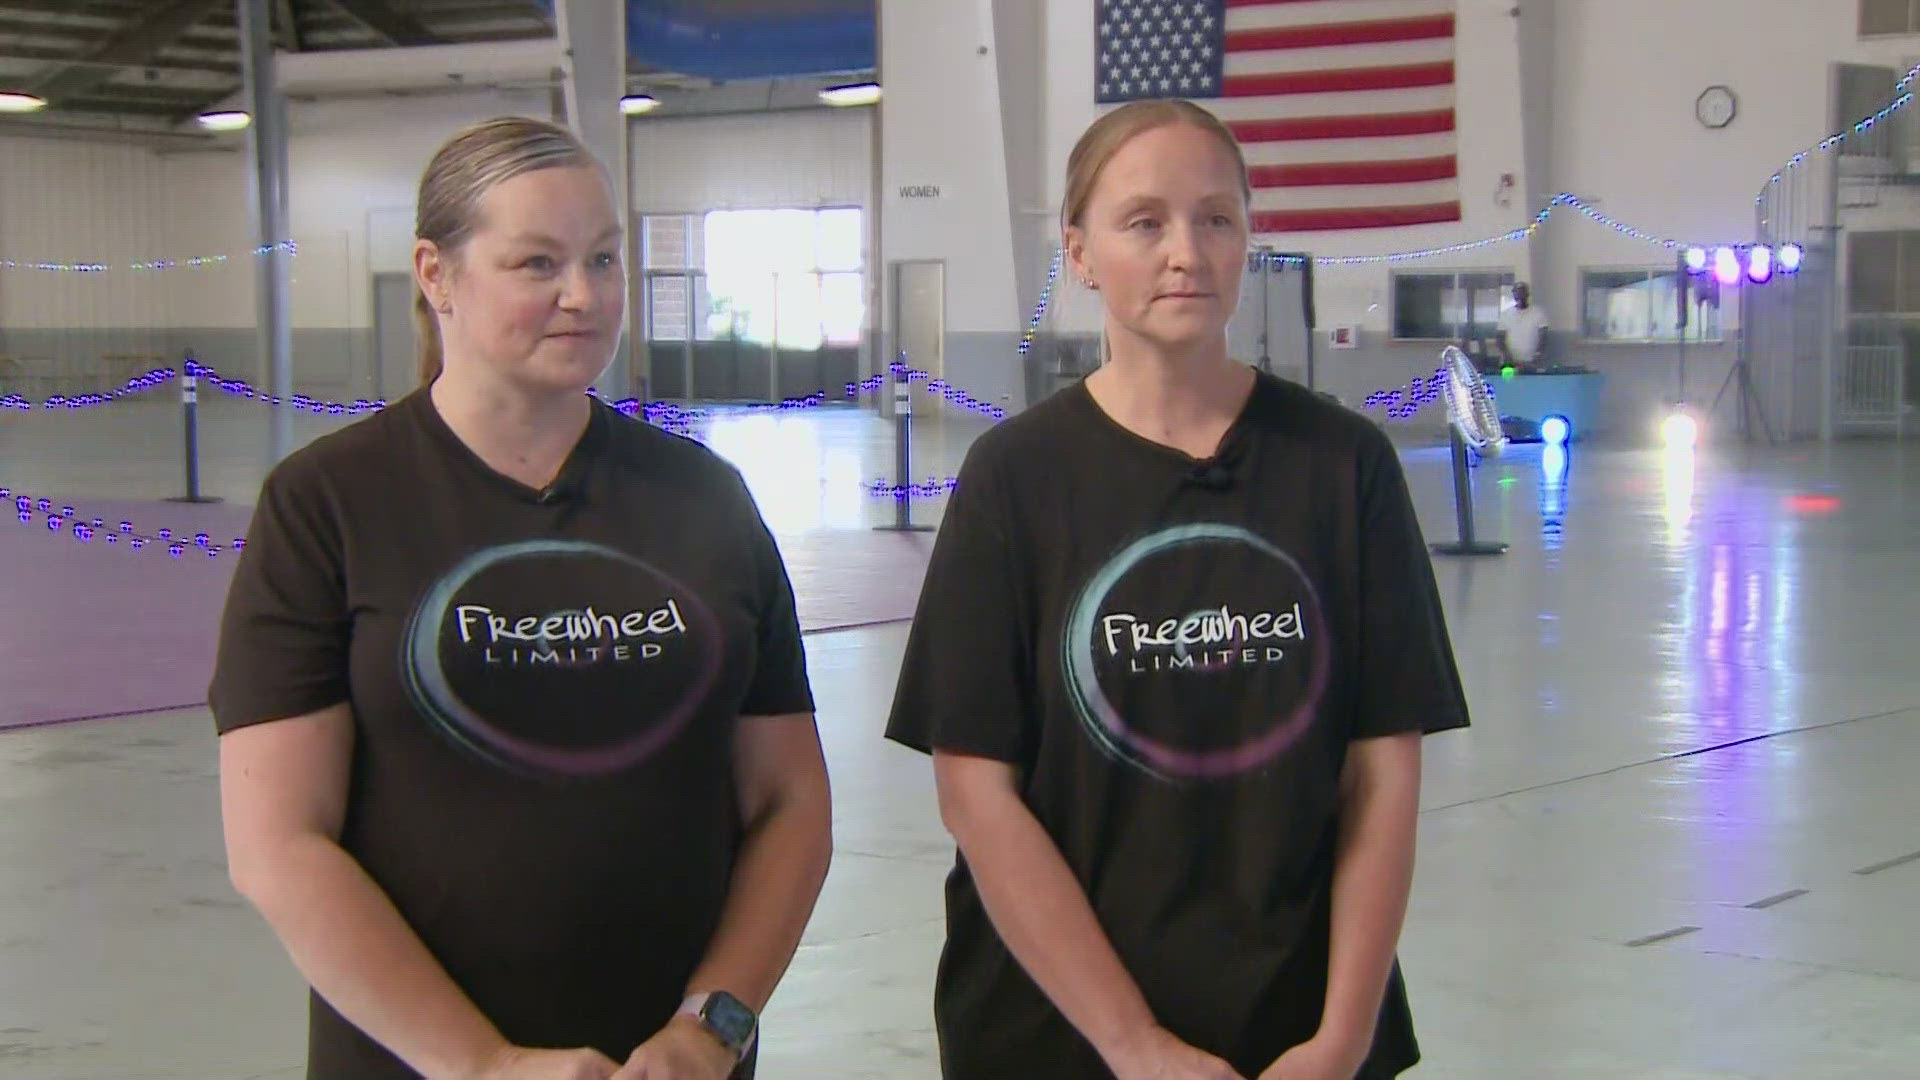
[1,496,933,731]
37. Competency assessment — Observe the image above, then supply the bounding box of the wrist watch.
[678,990,757,1060]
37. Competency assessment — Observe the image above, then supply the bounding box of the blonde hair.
[412,116,603,386]
[1061,99,1252,233]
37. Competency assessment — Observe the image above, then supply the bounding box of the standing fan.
[1429,345,1509,557]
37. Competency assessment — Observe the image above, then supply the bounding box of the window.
[1847,229,1920,313]
[1390,270,1515,341]
[1860,0,1920,35]
[641,207,865,348]
[1580,268,1723,343]
[647,275,691,342]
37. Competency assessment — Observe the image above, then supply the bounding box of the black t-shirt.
[885,370,1469,1079]
[208,389,812,1078]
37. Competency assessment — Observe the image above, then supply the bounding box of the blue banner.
[625,0,875,80]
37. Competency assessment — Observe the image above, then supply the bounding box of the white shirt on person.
[1499,304,1549,363]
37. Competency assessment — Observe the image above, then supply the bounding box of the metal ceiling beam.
[327,0,439,46]
[0,16,220,49]
[28,0,228,104]
[273,0,303,50]
[54,97,201,116]
[0,41,238,76]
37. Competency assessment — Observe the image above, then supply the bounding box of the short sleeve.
[1349,432,1471,740]
[206,455,352,734]
[733,476,815,718]
[883,446,1033,762]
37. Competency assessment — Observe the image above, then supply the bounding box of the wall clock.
[1696,85,1737,129]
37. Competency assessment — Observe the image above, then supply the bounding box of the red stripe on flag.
[1252,201,1464,233]
[1224,61,1453,97]
[1250,155,1458,188]
[1225,0,1326,6]
[1226,15,1454,52]
[1229,108,1455,143]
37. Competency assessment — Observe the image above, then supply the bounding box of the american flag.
[1096,0,1462,234]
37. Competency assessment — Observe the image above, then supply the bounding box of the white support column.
[554,0,633,398]
[879,0,1021,410]
[237,0,293,464]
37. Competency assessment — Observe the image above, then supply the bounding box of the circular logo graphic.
[1062,523,1329,783]
[402,539,722,780]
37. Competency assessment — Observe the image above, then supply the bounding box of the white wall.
[153,89,555,331]
[630,109,872,213]
[0,136,170,334]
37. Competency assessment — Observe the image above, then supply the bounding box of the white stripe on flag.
[1224,0,1454,32]
[1225,37,1454,76]
[1251,178,1460,211]
[1239,132,1459,166]
[1201,86,1455,122]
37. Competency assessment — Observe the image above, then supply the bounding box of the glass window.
[820,272,865,344]
[643,214,704,271]
[1391,270,1515,340]
[1859,0,1914,36]
[816,208,864,272]
[1582,270,1653,339]
[647,275,689,342]
[1580,268,1723,342]
[641,208,864,350]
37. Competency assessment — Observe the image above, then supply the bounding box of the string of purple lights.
[6,487,243,559]
[0,352,1008,544]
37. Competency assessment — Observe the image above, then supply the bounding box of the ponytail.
[413,285,443,387]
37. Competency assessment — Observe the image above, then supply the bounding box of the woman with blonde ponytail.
[209,116,832,1080]
[887,100,1465,1080]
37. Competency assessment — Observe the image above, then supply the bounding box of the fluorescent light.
[620,94,660,116]
[819,82,880,107]
[0,92,47,113]
[197,110,251,131]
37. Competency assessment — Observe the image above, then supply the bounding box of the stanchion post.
[874,354,934,534]
[167,349,221,505]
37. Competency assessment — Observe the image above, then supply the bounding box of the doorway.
[890,259,945,381]
[372,272,416,401]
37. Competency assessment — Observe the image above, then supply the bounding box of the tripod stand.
[1708,354,1777,445]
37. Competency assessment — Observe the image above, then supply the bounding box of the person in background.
[885,98,1470,1080]
[1497,281,1549,369]
[210,115,832,1080]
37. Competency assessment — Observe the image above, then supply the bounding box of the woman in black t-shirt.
[210,117,831,1080]
[886,101,1470,1080]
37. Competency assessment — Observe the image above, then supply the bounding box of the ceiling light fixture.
[819,82,880,107]
[196,110,251,131]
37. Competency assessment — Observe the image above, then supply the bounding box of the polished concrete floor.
[2,396,1917,1079]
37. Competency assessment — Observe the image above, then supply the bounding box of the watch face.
[702,991,757,1047]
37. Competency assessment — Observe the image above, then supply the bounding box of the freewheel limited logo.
[1063,523,1329,783]
[1099,601,1308,673]
[403,539,721,780]
[453,597,690,667]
